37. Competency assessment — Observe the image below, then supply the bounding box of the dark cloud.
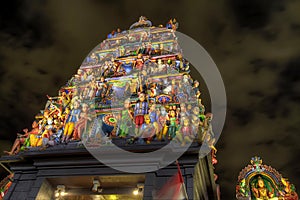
[36,68,48,75]
[290,23,300,32]
[0,0,26,36]
[229,0,272,29]
[0,62,7,82]
[256,139,276,146]
[0,1,53,49]
[229,0,285,29]
[260,28,279,41]
[257,95,280,119]
[231,108,254,126]
[278,57,300,101]
[248,90,264,98]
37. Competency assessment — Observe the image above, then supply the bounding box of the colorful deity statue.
[135,54,144,71]
[58,91,71,109]
[49,119,64,146]
[149,83,157,100]
[138,70,148,93]
[179,103,188,123]
[134,93,148,132]
[3,121,39,155]
[156,106,168,141]
[252,176,276,200]
[236,179,248,197]
[130,78,139,95]
[170,79,178,96]
[175,118,194,146]
[167,109,177,139]
[166,18,179,30]
[27,120,42,147]
[62,100,81,143]
[202,113,217,152]
[149,104,158,123]
[157,59,166,74]
[140,114,159,144]
[191,80,201,101]
[72,103,92,140]
[87,77,98,100]
[0,174,13,199]
[35,117,56,149]
[281,178,297,197]
[118,99,134,137]
[190,115,202,143]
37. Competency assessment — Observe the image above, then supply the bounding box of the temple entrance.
[36,175,145,200]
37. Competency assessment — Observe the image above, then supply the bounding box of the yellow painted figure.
[251,176,277,200]
[140,114,159,144]
[29,122,42,147]
[62,101,81,143]
[36,117,54,147]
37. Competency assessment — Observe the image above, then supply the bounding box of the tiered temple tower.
[0,17,219,200]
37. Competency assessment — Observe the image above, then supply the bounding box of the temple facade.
[0,17,219,200]
[0,143,218,200]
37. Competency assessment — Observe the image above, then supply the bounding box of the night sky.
[0,0,300,199]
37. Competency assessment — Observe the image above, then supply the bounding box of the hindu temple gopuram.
[0,17,219,200]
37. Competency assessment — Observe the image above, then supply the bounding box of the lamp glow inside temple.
[0,17,297,200]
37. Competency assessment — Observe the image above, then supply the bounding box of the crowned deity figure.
[251,176,277,200]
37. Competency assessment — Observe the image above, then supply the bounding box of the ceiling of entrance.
[47,174,145,200]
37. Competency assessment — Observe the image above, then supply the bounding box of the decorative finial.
[129,16,152,29]
[250,156,262,165]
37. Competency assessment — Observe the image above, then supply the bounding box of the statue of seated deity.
[251,176,278,200]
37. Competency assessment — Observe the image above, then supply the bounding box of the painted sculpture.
[236,156,298,200]
[0,174,13,200]
[4,17,216,154]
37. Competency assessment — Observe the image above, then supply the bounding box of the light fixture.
[133,183,144,195]
[92,179,102,193]
[133,189,139,196]
[54,185,66,198]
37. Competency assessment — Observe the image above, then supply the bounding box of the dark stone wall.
[4,171,43,200]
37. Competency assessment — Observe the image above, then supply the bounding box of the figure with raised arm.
[4,121,39,155]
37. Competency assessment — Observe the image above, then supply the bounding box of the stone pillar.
[193,155,218,200]
[143,173,155,199]
[4,171,42,200]
[184,166,195,200]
